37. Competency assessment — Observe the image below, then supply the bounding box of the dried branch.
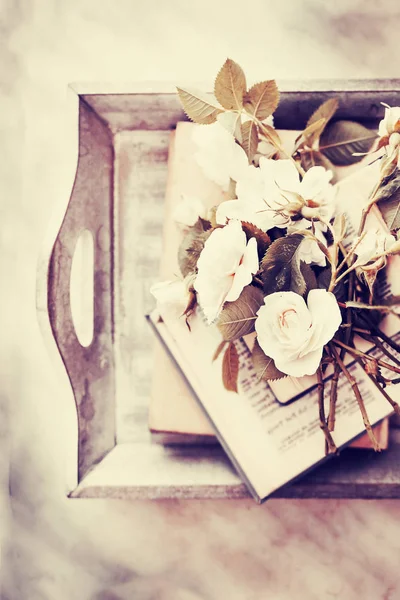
[329,344,381,451]
[317,366,337,454]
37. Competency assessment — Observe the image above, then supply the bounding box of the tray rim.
[37,81,400,500]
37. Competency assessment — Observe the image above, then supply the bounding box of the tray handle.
[46,98,116,481]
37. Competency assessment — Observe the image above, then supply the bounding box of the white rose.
[298,237,326,267]
[354,229,396,267]
[378,106,400,137]
[150,276,194,317]
[194,220,259,323]
[172,195,207,227]
[255,289,342,377]
[216,159,335,232]
[192,122,249,191]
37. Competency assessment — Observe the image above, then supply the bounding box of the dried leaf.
[240,120,259,162]
[212,340,227,362]
[320,120,377,166]
[214,58,247,111]
[243,80,279,120]
[376,169,400,233]
[332,214,347,242]
[217,111,242,142]
[260,123,282,148]
[241,221,271,259]
[176,87,222,125]
[252,338,286,381]
[178,220,212,277]
[306,98,339,146]
[222,342,239,393]
[294,118,326,151]
[217,285,264,341]
[260,233,307,295]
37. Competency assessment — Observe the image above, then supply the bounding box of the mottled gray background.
[2,1,400,598]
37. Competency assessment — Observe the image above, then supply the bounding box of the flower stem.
[317,366,337,454]
[329,344,381,451]
[332,339,400,375]
[328,362,340,432]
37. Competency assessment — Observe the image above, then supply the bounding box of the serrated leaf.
[243,80,279,121]
[178,221,212,277]
[261,233,307,295]
[252,338,286,381]
[376,168,400,233]
[332,214,347,241]
[214,59,247,111]
[241,120,259,162]
[217,285,264,341]
[260,123,282,148]
[300,150,338,182]
[212,340,227,362]
[319,120,377,166]
[241,221,271,259]
[217,111,242,142]
[306,98,339,146]
[222,342,239,392]
[294,118,326,151]
[177,87,223,125]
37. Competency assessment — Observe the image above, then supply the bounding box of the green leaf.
[176,87,223,125]
[178,220,212,277]
[252,338,286,381]
[240,120,259,162]
[243,80,279,120]
[222,342,239,392]
[241,221,271,259]
[260,233,307,295]
[319,120,377,166]
[306,98,339,146]
[217,285,264,341]
[376,168,400,233]
[214,58,247,111]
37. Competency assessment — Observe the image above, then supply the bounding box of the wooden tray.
[37,81,400,499]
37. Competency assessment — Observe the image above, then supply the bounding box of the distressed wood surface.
[79,80,400,133]
[47,100,116,481]
[42,84,400,499]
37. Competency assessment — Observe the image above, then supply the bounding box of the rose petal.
[306,289,342,352]
[226,237,259,302]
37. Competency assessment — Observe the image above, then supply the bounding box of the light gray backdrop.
[2,1,400,598]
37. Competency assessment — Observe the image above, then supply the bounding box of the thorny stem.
[371,325,400,355]
[332,339,400,375]
[317,366,337,454]
[328,361,340,432]
[356,332,400,367]
[329,344,381,451]
[354,355,400,417]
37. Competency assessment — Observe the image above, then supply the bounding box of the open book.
[149,123,391,449]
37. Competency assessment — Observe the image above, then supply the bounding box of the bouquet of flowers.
[152,59,400,454]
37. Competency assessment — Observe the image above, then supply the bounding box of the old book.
[149,122,391,449]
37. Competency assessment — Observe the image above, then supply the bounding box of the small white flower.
[378,106,400,138]
[150,276,193,317]
[298,237,326,267]
[216,159,335,232]
[194,220,259,323]
[378,106,400,169]
[192,122,249,191]
[255,289,342,377]
[354,229,396,267]
[172,195,207,227]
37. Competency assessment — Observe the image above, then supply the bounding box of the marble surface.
[2,0,400,598]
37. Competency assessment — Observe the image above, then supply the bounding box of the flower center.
[280,308,297,329]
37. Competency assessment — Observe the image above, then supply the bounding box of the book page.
[149,122,393,447]
[150,307,395,501]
